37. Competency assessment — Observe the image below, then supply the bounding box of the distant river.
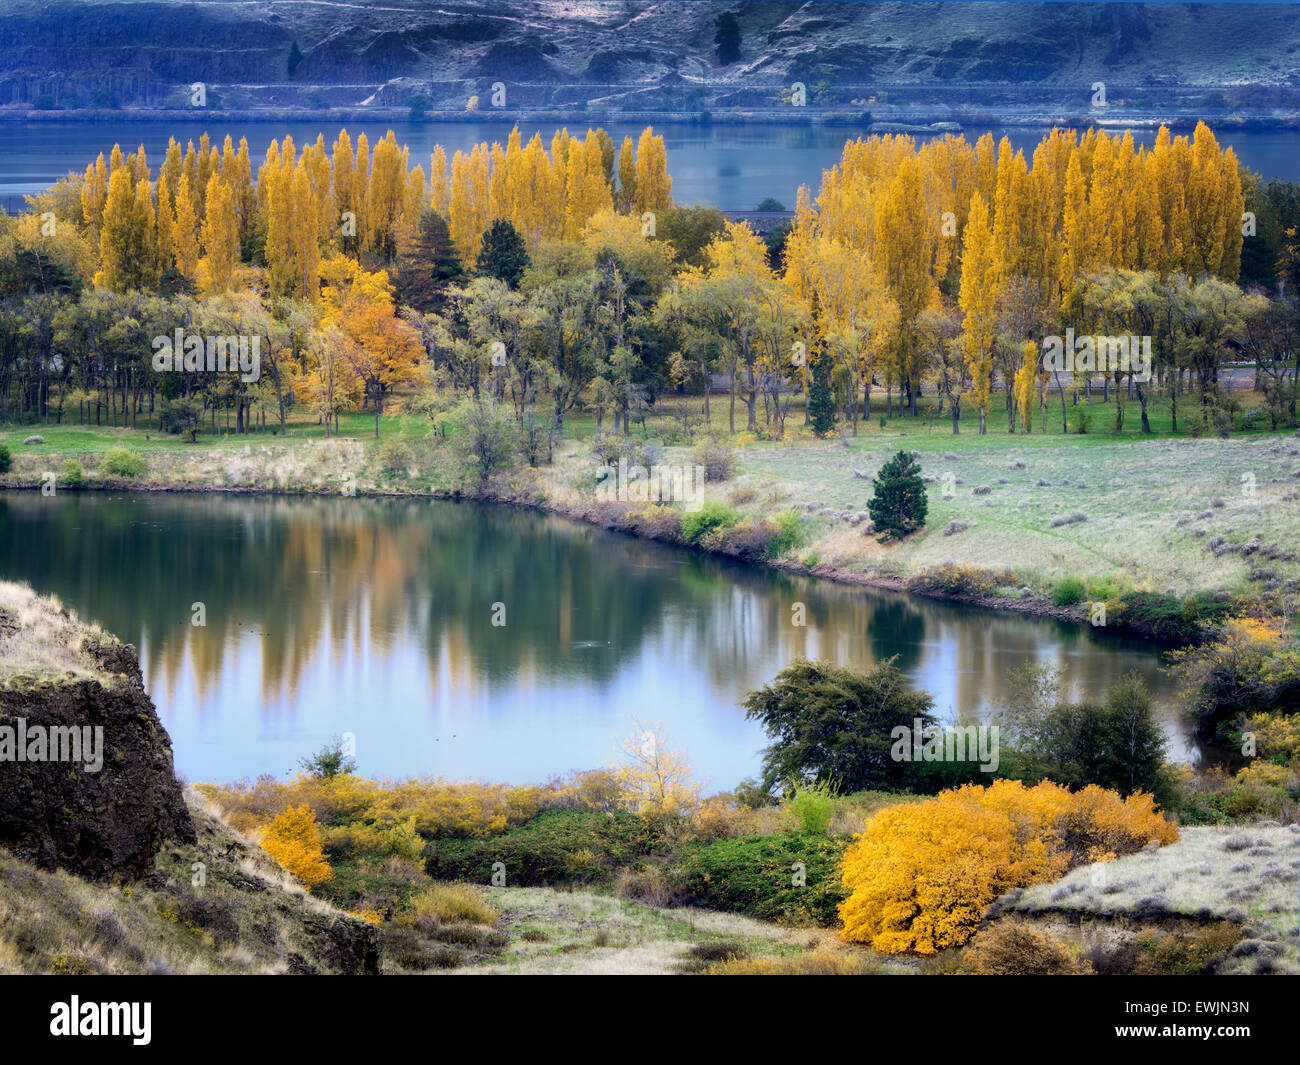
[1,119,1297,211]
[0,492,1192,786]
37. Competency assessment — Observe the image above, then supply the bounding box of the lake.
[0,491,1191,787]
[1,119,1298,211]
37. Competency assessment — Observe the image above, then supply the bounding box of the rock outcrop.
[3,2,1300,112]
[0,583,194,883]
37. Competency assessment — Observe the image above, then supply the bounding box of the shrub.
[868,449,927,539]
[321,823,386,860]
[1112,589,1230,643]
[377,439,414,474]
[425,810,659,886]
[409,883,498,926]
[0,443,12,473]
[742,657,935,794]
[1127,923,1242,975]
[713,517,777,561]
[260,804,333,888]
[299,736,359,780]
[782,778,837,835]
[839,780,1177,954]
[765,509,803,557]
[676,832,850,924]
[100,447,146,478]
[613,724,703,820]
[1053,576,1086,605]
[589,431,662,471]
[624,503,681,542]
[997,669,1169,798]
[459,398,517,483]
[962,920,1091,975]
[680,500,739,546]
[1169,615,1300,742]
[908,563,999,598]
[383,816,428,860]
[691,437,737,482]
[60,459,83,487]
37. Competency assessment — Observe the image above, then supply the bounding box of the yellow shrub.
[1247,710,1300,764]
[261,804,333,888]
[1234,760,1293,788]
[839,780,1176,955]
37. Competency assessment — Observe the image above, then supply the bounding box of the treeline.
[784,123,1298,435]
[1,122,1298,440]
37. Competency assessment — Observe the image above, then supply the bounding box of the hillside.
[2,2,1300,114]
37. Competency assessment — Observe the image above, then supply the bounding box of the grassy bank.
[3,391,1298,641]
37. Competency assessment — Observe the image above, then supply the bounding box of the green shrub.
[0,443,10,473]
[675,833,850,925]
[1052,576,1086,605]
[765,509,803,558]
[425,810,660,886]
[1112,590,1230,642]
[783,779,837,835]
[100,447,146,478]
[680,501,739,546]
[60,458,83,487]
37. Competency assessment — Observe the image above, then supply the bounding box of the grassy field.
[3,388,1298,611]
[1010,822,1300,975]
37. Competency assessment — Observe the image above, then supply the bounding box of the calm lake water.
[1,119,1297,210]
[0,491,1191,786]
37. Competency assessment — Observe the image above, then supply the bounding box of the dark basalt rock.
[0,637,194,883]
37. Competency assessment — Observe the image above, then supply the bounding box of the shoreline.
[0,473,1182,648]
[5,109,1300,134]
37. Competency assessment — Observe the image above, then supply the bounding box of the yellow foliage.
[612,723,703,820]
[260,803,333,888]
[839,780,1176,954]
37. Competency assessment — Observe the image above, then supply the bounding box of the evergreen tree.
[393,209,464,313]
[808,352,835,437]
[868,450,928,539]
[475,218,530,289]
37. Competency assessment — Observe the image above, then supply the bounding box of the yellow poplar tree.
[959,192,997,434]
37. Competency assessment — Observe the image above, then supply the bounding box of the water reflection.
[0,491,1187,786]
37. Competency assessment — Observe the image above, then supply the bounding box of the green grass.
[4,386,1298,610]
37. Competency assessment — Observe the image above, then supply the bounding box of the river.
[0,490,1191,786]
[1,119,1298,211]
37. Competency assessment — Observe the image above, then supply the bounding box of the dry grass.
[703,944,881,975]
[449,886,880,976]
[409,883,499,927]
[0,580,118,685]
[1011,822,1300,974]
[0,788,375,974]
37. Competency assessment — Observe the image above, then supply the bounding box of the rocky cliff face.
[0,583,194,883]
[2,1,1299,111]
